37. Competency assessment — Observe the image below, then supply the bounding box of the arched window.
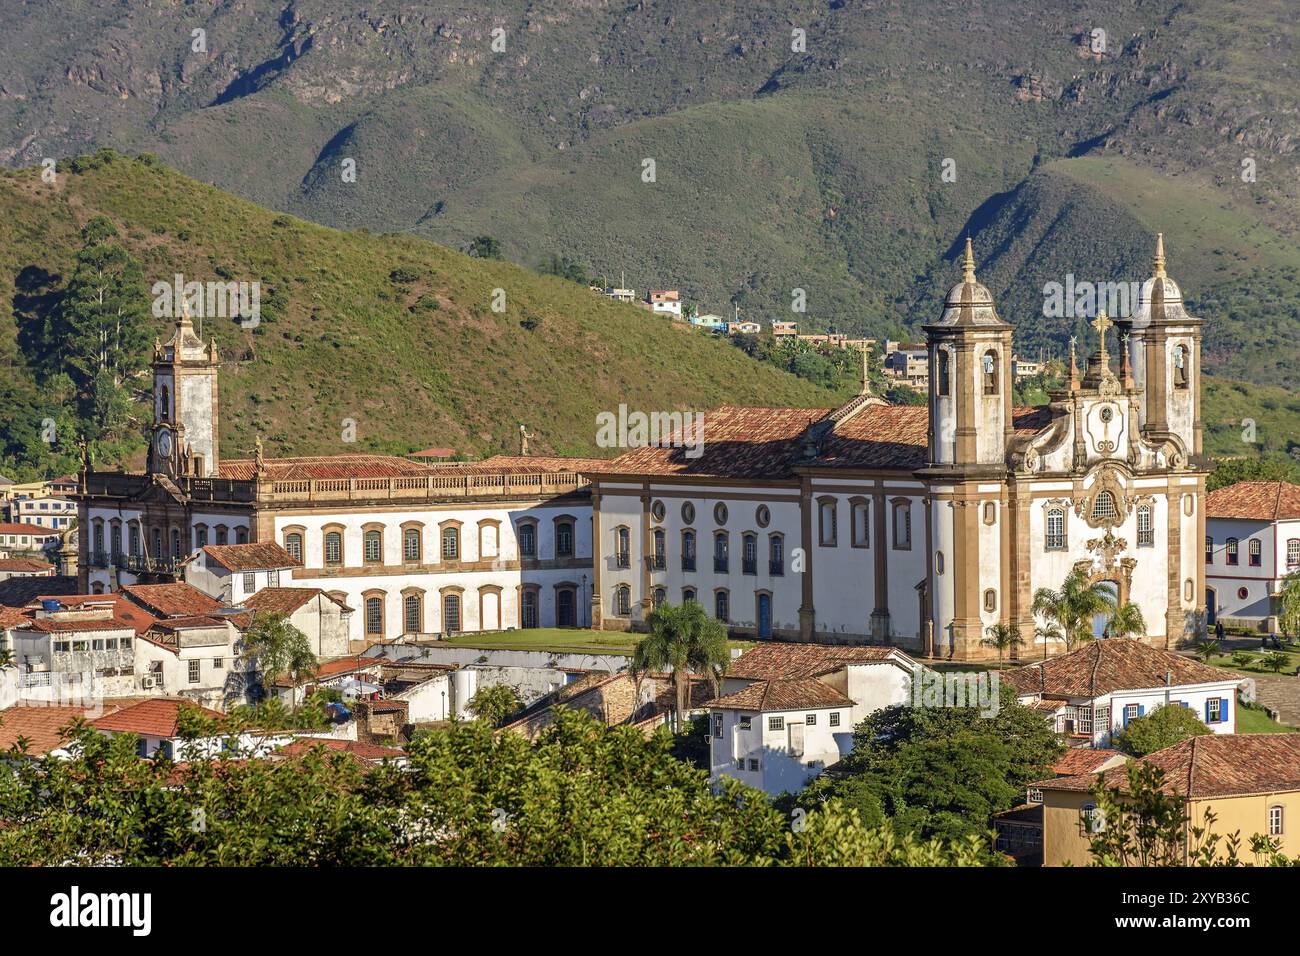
[215,525,228,545]
[714,531,729,573]
[365,597,384,636]
[1226,537,1239,566]
[936,349,950,397]
[681,530,697,571]
[442,593,462,632]
[615,526,631,568]
[851,499,870,547]
[892,501,912,550]
[521,589,538,629]
[983,589,997,613]
[1173,345,1189,389]
[1249,538,1262,567]
[404,593,422,634]
[364,529,382,564]
[518,522,536,558]
[554,520,574,557]
[653,587,666,609]
[983,502,996,525]
[818,497,837,547]
[285,532,303,562]
[1270,805,1284,837]
[614,585,631,616]
[109,521,122,559]
[741,533,757,575]
[714,590,730,623]
[1136,504,1153,547]
[1046,508,1065,551]
[1091,491,1116,522]
[936,551,945,575]
[442,526,460,560]
[1288,539,1300,568]
[982,349,998,395]
[151,527,163,559]
[652,528,666,569]
[129,523,141,558]
[171,528,181,559]
[403,527,421,562]
[92,520,104,560]
[1205,535,1214,564]
[769,534,784,575]
[160,385,170,422]
[324,531,342,565]
[682,587,697,604]
[235,527,248,544]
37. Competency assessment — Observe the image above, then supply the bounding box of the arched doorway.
[1093,580,1120,638]
[1206,588,1217,626]
[556,587,576,628]
[756,592,772,639]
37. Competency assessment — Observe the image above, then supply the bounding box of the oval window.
[756,505,771,528]
[650,499,666,522]
[681,501,696,524]
[714,502,728,525]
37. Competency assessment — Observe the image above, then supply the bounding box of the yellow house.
[1037,733,1300,866]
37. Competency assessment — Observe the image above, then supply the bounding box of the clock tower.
[150,303,220,478]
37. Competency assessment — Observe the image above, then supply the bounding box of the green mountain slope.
[0,154,843,478]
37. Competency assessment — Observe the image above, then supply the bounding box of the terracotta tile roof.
[22,616,138,634]
[727,642,913,681]
[25,594,159,636]
[1053,748,1124,776]
[998,641,1234,699]
[0,605,31,628]
[458,455,610,475]
[90,698,225,738]
[1206,481,1300,521]
[410,447,456,459]
[199,542,300,572]
[271,655,376,688]
[595,404,1055,479]
[0,557,54,573]
[0,704,127,756]
[149,615,231,632]
[122,583,221,618]
[243,587,334,616]
[709,677,854,712]
[1039,734,1300,799]
[276,737,405,762]
[218,454,434,481]
[0,522,60,536]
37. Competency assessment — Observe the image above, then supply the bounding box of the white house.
[707,643,922,795]
[999,639,1241,747]
[7,595,148,703]
[1205,480,1300,631]
[184,542,300,605]
[646,290,682,317]
[241,586,352,659]
[89,697,292,760]
[135,615,251,709]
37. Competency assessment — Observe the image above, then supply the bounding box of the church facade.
[589,237,1207,659]
[76,312,600,644]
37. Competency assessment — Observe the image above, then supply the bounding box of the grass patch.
[1236,701,1295,734]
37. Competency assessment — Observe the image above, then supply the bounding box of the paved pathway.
[1248,674,1300,728]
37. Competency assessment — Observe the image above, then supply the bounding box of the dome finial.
[962,236,977,284]
[1153,232,1166,278]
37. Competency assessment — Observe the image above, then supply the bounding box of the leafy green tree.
[980,623,1024,663]
[1208,457,1299,493]
[1277,570,1300,638]
[1196,639,1221,662]
[1262,650,1291,674]
[1231,650,1256,670]
[240,612,317,695]
[818,683,1063,847]
[1105,601,1146,640]
[1032,569,1115,651]
[467,683,523,726]
[1112,703,1212,757]
[466,235,502,259]
[631,600,729,732]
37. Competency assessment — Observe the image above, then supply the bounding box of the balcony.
[742,558,757,576]
[769,559,785,576]
[714,557,729,574]
[615,552,631,569]
[648,554,666,571]
[681,556,696,572]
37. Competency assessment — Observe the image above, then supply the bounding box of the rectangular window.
[738,716,752,730]
[1269,806,1284,836]
[768,716,784,732]
[1206,536,1214,564]
[1137,507,1153,547]
[1124,703,1139,724]
[748,758,759,771]
[819,500,837,547]
[1289,539,1300,568]
[188,660,201,684]
[713,714,723,738]
[213,658,224,669]
[1249,539,1262,567]
[805,713,817,726]
[892,502,911,550]
[1227,539,1239,565]
[1208,698,1223,723]
[268,569,280,587]
[829,712,841,728]
[243,572,256,593]
[1045,509,1065,551]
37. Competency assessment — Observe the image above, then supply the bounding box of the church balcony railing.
[714,557,729,574]
[681,556,696,572]
[769,560,785,577]
[647,554,666,571]
[615,552,631,569]
[120,555,184,574]
[742,558,757,576]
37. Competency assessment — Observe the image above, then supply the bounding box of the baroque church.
[590,236,1206,659]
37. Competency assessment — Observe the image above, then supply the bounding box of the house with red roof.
[89,697,291,760]
[7,595,147,703]
[1205,479,1300,631]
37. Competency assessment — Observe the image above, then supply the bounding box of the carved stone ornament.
[1075,465,1131,530]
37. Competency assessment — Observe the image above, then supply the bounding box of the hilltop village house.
[589,237,1207,659]
[1204,480,1300,631]
[76,310,603,644]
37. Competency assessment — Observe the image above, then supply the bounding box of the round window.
[756,505,771,528]
[1238,586,1249,600]
[650,499,666,522]
[1100,406,1114,423]
[713,502,728,525]
[681,501,695,524]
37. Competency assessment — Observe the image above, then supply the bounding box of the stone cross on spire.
[1092,310,1113,360]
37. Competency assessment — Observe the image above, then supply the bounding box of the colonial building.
[590,237,1207,659]
[77,310,600,644]
[1205,479,1300,631]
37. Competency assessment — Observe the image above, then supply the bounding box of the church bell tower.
[150,304,220,478]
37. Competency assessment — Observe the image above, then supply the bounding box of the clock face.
[156,428,174,460]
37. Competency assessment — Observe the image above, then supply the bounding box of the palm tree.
[1032,569,1117,652]
[241,612,317,696]
[0,648,13,670]
[980,623,1024,663]
[631,600,730,733]
[1105,601,1147,640]
[1195,639,1221,663]
[1034,621,1064,661]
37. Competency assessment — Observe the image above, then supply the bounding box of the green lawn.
[1202,648,1300,676]
[1235,703,1295,734]
[440,627,753,657]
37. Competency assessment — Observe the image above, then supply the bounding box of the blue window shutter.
[1138,705,1145,717]
[1221,698,1230,723]
[1123,707,1130,728]
[1205,700,1213,723]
